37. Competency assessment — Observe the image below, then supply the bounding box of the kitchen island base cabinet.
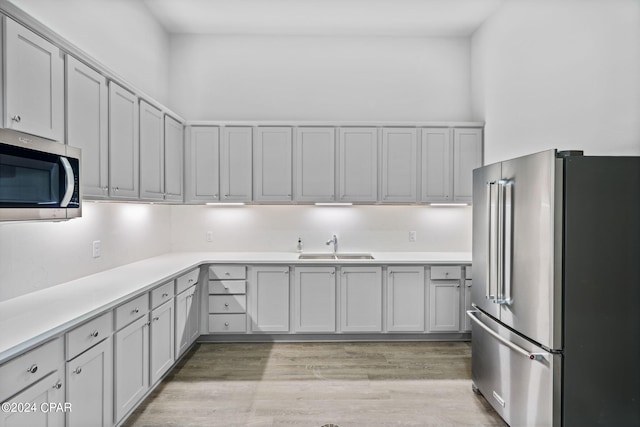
[0,371,65,427]
[66,337,113,427]
[250,266,291,332]
[294,267,336,332]
[386,267,425,332]
[340,267,382,332]
[114,316,149,424]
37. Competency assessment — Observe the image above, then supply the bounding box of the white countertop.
[0,251,471,364]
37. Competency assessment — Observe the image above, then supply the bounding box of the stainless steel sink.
[297,253,374,260]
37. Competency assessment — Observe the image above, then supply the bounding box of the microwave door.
[0,152,61,207]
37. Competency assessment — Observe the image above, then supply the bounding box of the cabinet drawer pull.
[224,303,229,307]
[27,364,38,374]
[132,308,139,314]
[153,317,160,321]
[90,330,99,338]
[224,322,230,327]
[11,115,21,123]
[53,381,63,389]
[188,279,194,283]
[162,292,169,297]
[74,367,82,375]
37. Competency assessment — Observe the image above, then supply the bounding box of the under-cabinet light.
[314,203,353,206]
[429,203,469,207]
[206,203,246,206]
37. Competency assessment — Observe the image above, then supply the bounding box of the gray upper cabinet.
[66,56,109,198]
[185,126,220,203]
[253,127,292,202]
[295,127,335,203]
[108,82,139,200]
[139,100,164,201]
[338,128,378,202]
[421,127,483,203]
[220,127,253,202]
[421,128,452,202]
[3,17,64,141]
[452,128,483,202]
[164,116,184,202]
[381,128,418,203]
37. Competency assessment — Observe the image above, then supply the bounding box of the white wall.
[472,0,640,164]
[170,35,472,121]
[9,0,171,105]
[0,203,172,302]
[170,205,472,253]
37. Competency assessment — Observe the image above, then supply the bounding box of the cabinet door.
[139,101,165,201]
[164,116,184,202]
[381,128,418,203]
[220,127,252,201]
[386,267,425,332]
[295,127,335,202]
[340,267,382,332]
[253,127,292,202]
[0,371,65,427]
[421,128,452,202]
[66,56,109,198]
[250,266,290,332]
[4,17,63,141]
[150,300,175,385]
[109,82,139,199]
[186,126,219,203]
[175,285,198,358]
[453,128,483,202]
[338,128,378,202]
[66,337,113,427]
[463,279,472,332]
[428,281,461,332]
[114,316,149,423]
[294,267,336,332]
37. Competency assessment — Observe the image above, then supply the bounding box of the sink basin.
[297,253,374,260]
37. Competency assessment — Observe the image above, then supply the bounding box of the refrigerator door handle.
[467,310,546,361]
[486,181,498,301]
[496,180,513,305]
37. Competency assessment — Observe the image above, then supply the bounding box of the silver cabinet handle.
[90,330,99,338]
[224,303,229,307]
[74,367,82,374]
[153,317,159,321]
[11,115,21,123]
[132,308,139,314]
[224,322,230,327]
[53,381,63,389]
[27,364,38,374]
[467,310,545,361]
[162,293,169,297]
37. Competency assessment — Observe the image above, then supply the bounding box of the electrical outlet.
[92,240,101,258]
[206,231,213,242]
[409,231,417,242]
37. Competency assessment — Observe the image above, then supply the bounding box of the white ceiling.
[142,0,504,37]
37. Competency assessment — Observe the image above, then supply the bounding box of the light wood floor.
[124,342,506,427]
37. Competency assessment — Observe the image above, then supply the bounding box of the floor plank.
[123,342,506,427]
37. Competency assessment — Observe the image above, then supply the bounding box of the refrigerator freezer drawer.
[468,310,561,427]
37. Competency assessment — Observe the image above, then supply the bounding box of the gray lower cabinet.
[0,371,66,427]
[208,265,247,333]
[250,266,291,332]
[114,314,149,423]
[386,266,425,332]
[294,267,336,332]
[428,266,462,332]
[339,266,382,332]
[150,300,175,385]
[175,284,199,357]
[66,337,113,427]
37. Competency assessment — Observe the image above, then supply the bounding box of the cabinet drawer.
[65,311,113,360]
[0,337,63,402]
[430,266,462,280]
[208,314,246,333]
[209,295,246,313]
[208,280,246,295]
[209,265,246,280]
[465,266,472,279]
[176,268,200,294]
[151,281,175,308]
[115,293,149,331]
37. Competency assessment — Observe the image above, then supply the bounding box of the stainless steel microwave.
[0,129,81,221]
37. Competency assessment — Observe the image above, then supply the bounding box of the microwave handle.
[60,157,75,208]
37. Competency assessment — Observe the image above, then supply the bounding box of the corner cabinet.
[3,17,64,141]
[185,126,220,203]
[66,56,109,198]
[108,82,139,200]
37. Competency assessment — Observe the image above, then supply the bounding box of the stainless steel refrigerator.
[468,149,640,427]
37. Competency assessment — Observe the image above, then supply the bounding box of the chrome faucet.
[326,234,338,253]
